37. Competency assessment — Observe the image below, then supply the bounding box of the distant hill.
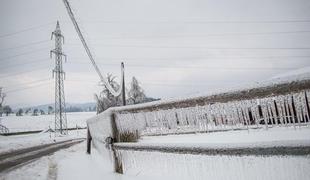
[14,97,160,113]
[14,102,96,113]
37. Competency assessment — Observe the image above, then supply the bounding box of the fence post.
[110,112,123,173]
[87,127,92,154]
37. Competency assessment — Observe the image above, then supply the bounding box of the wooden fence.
[87,78,310,173]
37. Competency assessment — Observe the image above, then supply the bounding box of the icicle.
[287,96,296,129]
[305,91,310,123]
[112,88,310,136]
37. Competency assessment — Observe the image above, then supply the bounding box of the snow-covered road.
[0,130,86,154]
[0,139,84,173]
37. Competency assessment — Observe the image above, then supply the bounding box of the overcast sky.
[1,0,310,108]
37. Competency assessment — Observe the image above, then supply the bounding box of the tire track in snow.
[47,157,58,180]
[0,139,84,173]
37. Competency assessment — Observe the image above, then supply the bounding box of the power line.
[0,55,305,79]
[3,78,52,89]
[141,82,235,87]
[1,78,238,94]
[70,55,310,61]
[70,61,297,71]
[68,43,310,50]
[0,47,51,62]
[0,58,50,71]
[84,30,310,40]
[78,19,310,24]
[4,82,51,94]
[0,40,50,52]
[0,22,55,39]
[62,0,124,97]
[0,66,50,79]
[62,79,258,89]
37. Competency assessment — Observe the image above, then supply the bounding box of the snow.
[118,150,310,180]
[1,128,309,180]
[271,66,310,81]
[0,129,86,154]
[113,126,310,180]
[3,140,309,180]
[1,142,158,180]
[134,126,310,148]
[87,109,114,146]
[1,112,95,133]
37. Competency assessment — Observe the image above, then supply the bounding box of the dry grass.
[118,130,140,142]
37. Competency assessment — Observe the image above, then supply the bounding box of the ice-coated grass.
[118,131,140,143]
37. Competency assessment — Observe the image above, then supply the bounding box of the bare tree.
[0,88,6,117]
[40,109,45,115]
[48,106,53,114]
[3,106,12,116]
[95,74,122,114]
[16,108,23,116]
[32,109,39,116]
[25,108,31,115]
[127,77,146,105]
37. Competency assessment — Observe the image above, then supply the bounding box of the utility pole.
[50,21,68,135]
[121,62,126,106]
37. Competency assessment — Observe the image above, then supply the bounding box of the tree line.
[95,75,159,114]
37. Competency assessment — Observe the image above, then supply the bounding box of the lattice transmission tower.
[50,21,68,135]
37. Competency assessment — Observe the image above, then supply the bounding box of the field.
[0,112,96,133]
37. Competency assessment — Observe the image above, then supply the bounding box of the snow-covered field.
[0,112,96,133]
[0,129,86,154]
[0,112,95,154]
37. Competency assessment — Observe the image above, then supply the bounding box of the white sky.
[0,0,310,108]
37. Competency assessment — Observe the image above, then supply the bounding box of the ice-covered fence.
[113,80,310,138]
[114,149,310,180]
[88,79,310,143]
[87,77,310,174]
[87,109,117,153]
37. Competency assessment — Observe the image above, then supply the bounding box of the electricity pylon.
[50,21,68,135]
